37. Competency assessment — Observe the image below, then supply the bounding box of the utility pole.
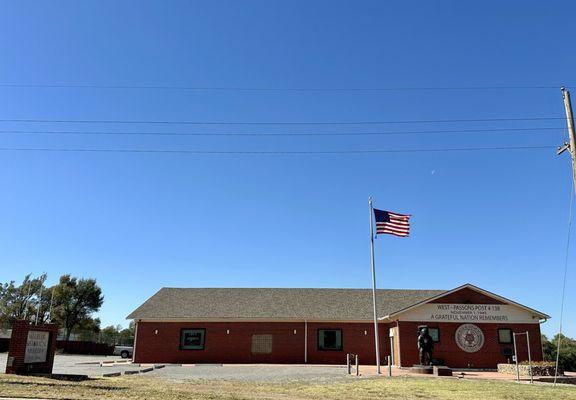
[555,86,576,385]
[558,87,576,190]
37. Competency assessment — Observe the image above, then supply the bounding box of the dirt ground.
[1,372,576,400]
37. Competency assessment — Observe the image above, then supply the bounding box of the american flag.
[374,209,411,237]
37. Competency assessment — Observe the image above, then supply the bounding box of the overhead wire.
[0,145,556,155]
[0,83,570,92]
[0,126,564,137]
[0,118,559,157]
[0,117,564,125]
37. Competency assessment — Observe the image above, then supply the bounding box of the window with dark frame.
[498,328,512,344]
[428,327,440,342]
[318,329,342,351]
[180,328,206,350]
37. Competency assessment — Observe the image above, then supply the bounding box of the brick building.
[127,284,549,369]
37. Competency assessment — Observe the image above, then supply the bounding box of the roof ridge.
[160,287,446,291]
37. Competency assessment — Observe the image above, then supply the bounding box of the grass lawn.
[1,373,576,400]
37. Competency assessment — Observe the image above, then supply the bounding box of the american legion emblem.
[455,324,485,353]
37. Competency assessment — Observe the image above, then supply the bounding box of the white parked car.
[113,345,133,359]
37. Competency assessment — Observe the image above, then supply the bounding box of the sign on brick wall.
[5,320,58,375]
[397,303,540,324]
[24,330,50,363]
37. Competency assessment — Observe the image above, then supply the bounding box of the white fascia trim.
[378,283,550,321]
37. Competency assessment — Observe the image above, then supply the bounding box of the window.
[318,329,343,351]
[428,328,440,342]
[180,329,205,350]
[498,329,512,344]
[251,334,273,354]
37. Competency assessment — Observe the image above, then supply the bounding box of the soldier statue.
[417,326,434,366]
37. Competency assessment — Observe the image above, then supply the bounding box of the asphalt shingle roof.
[127,288,446,321]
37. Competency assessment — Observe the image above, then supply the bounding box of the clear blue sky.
[0,1,574,338]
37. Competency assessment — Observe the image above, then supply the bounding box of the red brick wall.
[134,319,543,368]
[5,320,58,375]
[306,322,389,365]
[397,321,543,368]
[134,321,392,365]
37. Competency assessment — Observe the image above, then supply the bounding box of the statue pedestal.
[433,366,453,376]
[410,365,453,376]
[410,365,433,374]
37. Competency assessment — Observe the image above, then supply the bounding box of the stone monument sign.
[5,320,58,375]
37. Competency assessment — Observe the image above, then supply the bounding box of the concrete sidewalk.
[358,364,576,383]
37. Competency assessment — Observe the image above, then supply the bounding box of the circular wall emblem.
[455,324,485,353]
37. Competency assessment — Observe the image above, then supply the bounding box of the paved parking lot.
[150,364,351,382]
[0,353,140,377]
[0,353,352,382]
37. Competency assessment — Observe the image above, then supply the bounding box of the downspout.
[539,318,547,360]
[304,320,308,363]
[132,320,139,363]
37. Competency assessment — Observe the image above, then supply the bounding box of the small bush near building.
[497,362,563,377]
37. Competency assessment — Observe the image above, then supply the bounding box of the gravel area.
[0,353,140,377]
[0,353,355,382]
[149,364,353,383]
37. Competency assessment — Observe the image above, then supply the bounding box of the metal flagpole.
[368,197,381,374]
[34,285,43,325]
[48,288,54,323]
[22,277,33,321]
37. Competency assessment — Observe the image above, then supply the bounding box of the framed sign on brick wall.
[24,330,50,363]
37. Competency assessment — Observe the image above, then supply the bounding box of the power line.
[0,117,564,126]
[0,145,556,155]
[0,83,569,92]
[0,127,563,137]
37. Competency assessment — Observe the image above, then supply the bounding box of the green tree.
[0,274,47,324]
[99,325,121,345]
[50,275,104,343]
[118,321,135,346]
[99,322,134,346]
[36,286,55,324]
[541,334,576,372]
[75,317,101,341]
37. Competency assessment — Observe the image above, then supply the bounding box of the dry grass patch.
[1,373,576,400]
